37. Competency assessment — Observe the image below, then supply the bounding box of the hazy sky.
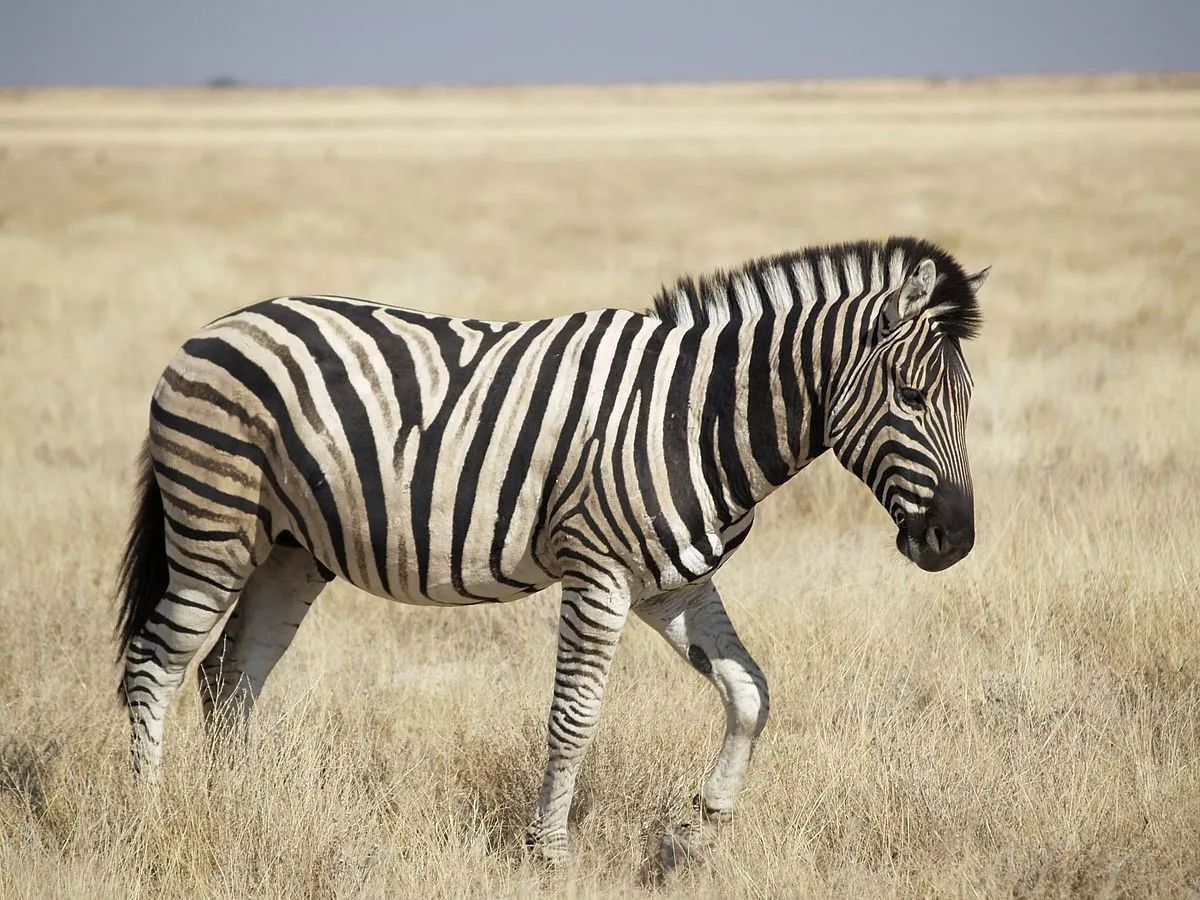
[1,0,1197,86]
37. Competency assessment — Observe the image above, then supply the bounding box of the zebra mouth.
[896,519,971,572]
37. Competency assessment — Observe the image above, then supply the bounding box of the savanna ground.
[0,74,1198,898]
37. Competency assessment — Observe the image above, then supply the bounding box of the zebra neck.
[683,306,835,522]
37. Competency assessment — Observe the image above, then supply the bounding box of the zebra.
[116,236,987,862]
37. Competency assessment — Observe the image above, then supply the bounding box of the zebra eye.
[898,386,926,411]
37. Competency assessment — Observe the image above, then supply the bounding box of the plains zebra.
[116,236,987,861]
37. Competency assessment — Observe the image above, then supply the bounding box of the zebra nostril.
[895,509,907,528]
[928,524,944,554]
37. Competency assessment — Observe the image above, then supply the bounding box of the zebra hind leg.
[199,541,330,741]
[121,541,254,780]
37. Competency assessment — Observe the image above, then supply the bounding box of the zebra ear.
[965,266,991,294]
[895,258,938,322]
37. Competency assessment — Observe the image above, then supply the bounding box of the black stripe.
[543,314,643,560]
[167,542,242,579]
[152,460,260,516]
[708,321,754,512]
[450,319,554,598]
[560,597,618,634]
[162,513,248,549]
[535,310,619,550]
[660,326,715,566]
[247,303,393,595]
[404,315,510,597]
[164,591,223,615]
[295,297,426,427]
[778,273,807,459]
[746,272,789,486]
[487,313,589,586]
[165,557,238,594]
[627,323,702,580]
[147,609,209,636]
[133,627,188,657]
[609,351,666,584]
[792,265,827,458]
[557,519,620,562]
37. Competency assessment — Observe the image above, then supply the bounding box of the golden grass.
[0,75,1198,898]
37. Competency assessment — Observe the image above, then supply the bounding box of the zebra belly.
[270,473,560,607]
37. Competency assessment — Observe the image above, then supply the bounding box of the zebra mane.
[648,236,983,341]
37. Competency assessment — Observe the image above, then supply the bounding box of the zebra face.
[829,257,987,573]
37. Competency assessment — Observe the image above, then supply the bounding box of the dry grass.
[0,75,1198,897]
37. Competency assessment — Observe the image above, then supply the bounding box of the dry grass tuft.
[0,76,1198,897]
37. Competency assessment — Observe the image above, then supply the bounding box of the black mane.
[648,236,982,341]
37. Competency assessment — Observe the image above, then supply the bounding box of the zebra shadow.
[0,736,58,821]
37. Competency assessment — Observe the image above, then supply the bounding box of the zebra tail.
[115,440,168,671]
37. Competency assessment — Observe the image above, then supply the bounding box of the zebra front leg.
[636,580,769,823]
[525,578,631,863]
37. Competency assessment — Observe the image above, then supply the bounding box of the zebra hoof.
[692,791,733,823]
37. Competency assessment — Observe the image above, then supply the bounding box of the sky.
[1,0,1197,86]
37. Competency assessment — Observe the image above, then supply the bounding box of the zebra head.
[829,254,988,572]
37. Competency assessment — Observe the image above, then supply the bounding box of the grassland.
[0,75,1198,897]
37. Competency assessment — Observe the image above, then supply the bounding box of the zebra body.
[156,300,762,607]
[118,236,987,862]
